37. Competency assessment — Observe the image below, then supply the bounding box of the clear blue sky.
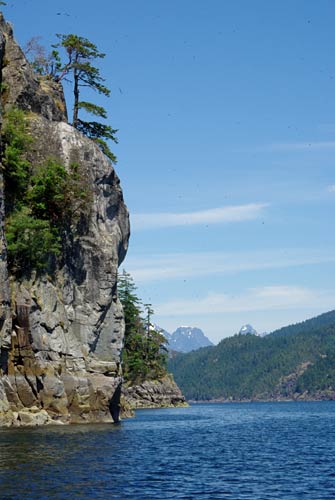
[6,0,335,342]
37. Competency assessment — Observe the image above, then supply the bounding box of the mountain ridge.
[157,325,213,353]
[168,310,335,402]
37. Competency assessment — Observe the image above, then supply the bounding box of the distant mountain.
[169,326,214,353]
[155,325,213,353]
[239,324,258,336]
[168,310,335,401]
[239,324,268,337]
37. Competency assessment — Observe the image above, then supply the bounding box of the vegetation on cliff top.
[168,310,335,401]
[25,33,117,162]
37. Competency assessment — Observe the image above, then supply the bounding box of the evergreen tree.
[2,107,32,211]
[118,270,146,380]
[53,34,118,162]
[25,34,117,162]
[118,270,168,383]
[118,270,143,339]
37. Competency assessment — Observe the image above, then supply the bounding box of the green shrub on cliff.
[27,158,69,222]
[27,158,91,225]
[5,207,61,271]
[1,107,91,274]
[2,107,32,209]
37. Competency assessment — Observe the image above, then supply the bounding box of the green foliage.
[169,311,335,401]
[271,310,335,338]
[296,352,335,393]
[27,158,91,225]
[1,108,91,274]
[118,270,168,383]
[24,33,118,162]
[76,119,118,142]
[76,120,118,163]
[54,34,107,87]
[5,207,61,272]
[64,162,92,220]
[24,37,61,77]
[53,34,117,162]
[91,138,117,163]
[2,107,32,204]
[27,158,69,223]
[78,101,107,118]
[0,81,9,93]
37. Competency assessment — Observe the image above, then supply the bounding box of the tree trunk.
[72,68,79,128]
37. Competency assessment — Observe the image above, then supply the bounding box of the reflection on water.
[1,402,335,499]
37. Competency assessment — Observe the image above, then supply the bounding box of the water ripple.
[0,401,335,499]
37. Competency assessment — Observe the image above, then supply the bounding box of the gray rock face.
[122,376,187,410]
[0,21,11,353]
[0,15,130,426]
[0,15,67,122]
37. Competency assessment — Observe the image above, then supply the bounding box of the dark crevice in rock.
[90,301,112,353]
[0,349,8,373]
[109,381,122,423]
[36,376,44,393]
[96,170,115,189]
[24,374,38,399]
[106,204,119,220]
[40,322,60,334]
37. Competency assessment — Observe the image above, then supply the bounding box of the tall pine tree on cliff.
[26,34,117,162]
[54,34,118,162]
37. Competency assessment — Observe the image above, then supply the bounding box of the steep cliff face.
[0,15,130,426]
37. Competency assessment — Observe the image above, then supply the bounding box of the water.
[0,401,335,499]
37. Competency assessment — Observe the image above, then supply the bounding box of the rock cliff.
[122,376,187,410]
[0,15,130,426]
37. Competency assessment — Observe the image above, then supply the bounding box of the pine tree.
[118,270,143,339]
[118,270,168,382]
[25,34,117,162]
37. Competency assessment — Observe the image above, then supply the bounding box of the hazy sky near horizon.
[5,0,335,343]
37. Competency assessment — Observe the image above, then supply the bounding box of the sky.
[5,0,335,343]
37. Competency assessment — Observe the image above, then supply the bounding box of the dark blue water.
[0,401,335,499]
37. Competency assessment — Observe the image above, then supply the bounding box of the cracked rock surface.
[122,376,187,410]
[0,15,129,426]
